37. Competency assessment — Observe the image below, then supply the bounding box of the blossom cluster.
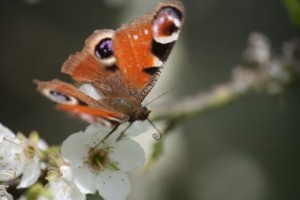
[0,123,148,200]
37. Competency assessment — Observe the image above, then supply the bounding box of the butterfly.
[35,0,185,127]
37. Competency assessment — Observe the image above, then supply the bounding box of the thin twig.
[151,34,300,129]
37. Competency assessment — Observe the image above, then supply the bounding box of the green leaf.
[283,0,300,28]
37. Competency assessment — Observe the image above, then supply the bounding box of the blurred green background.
[0,0,299,199]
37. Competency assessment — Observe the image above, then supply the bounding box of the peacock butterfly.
[35,0,185,127]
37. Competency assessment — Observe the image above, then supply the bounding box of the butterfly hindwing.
[35,79,129,125]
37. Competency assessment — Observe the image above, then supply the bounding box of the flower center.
[86,146,119,173]
[23,143,36,160]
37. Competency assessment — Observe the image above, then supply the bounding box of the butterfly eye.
[42,89,78,105]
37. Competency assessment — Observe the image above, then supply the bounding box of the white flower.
[61,125,145,200]
[91,122,151,137]
[0,124,25,181]
[17,132,46,189]
[0,185,13,200]
[46,165,85,200]
[17,154,41,189]
[0,123,46,188]
[244,32,270,64]
[122,121,151,137]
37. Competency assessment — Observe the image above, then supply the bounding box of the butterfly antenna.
[147,119,163,140]
[144,87,177,107]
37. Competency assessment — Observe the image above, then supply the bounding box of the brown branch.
[151,33,300,128]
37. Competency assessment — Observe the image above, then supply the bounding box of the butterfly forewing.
[113,0,185,101]
[61,30,129,97]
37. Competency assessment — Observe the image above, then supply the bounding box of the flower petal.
[0,123,15,139]
[86,125,119,145]
[61,131,87,166]
[0,138,24,181]
[68,185,86,200]
[48,178,85,200]
[124,121,151,136]
[0,185,13,200]
[85,124,111,136]
[86,129,111,147]
[60,165,73,182]
[17,156,41,188]
[72,165,96,194]
[110,139,145,172]
[62,125,145,199]
[37,138,48,151]
[62,127,112,166]
[96,171,130,200]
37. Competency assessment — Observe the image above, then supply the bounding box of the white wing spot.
[79,83,103,100]
[133,34,139,40]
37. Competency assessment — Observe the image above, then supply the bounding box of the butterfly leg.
[89,124,120,152]
[101,124,120,142]
[116,123,133,141]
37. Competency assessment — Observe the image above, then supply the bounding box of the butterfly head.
[133,106,151,122]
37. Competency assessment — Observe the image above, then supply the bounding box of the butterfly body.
[35,1,184,126]
[101,96,150,122]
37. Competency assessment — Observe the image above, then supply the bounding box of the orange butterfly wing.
[60,1,184,101]
[35,79,129,125]
[61,30,128,97]
[113,0,185,101]
[57,104,129,126]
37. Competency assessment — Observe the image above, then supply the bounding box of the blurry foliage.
[283,0,300,28]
